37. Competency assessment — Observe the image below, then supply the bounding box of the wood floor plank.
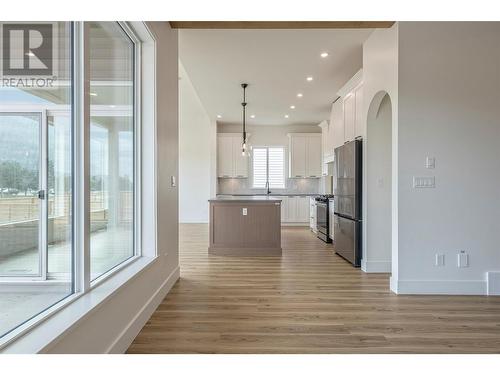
[127,224,500,354]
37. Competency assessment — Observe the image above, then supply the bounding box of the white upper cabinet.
[288,134,322,178]
[331,99,344,151]
[232,136,248,178]
[217,134,248,178]
[289,135,307,178]
[217,136,233,177]
[318,120,333,175]
[306,136,322,178]
[331,69,364,148]
[354,85,364,139]
[343,93,356,142]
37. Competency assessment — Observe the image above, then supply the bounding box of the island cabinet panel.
[209,200,282,256]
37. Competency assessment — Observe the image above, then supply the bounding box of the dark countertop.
[209,196,282,202]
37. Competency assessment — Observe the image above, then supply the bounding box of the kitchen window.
[252,147,285,189]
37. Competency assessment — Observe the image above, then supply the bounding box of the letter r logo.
[2,23,53,76]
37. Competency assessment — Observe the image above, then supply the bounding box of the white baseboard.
[392,278,487,295]
[361,259,391,273]
[105,265,180,353]
[487,271,500,296]
[390,276,398,294]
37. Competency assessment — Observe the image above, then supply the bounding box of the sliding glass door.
[0,21,73,339]
[0,21,139,343]
[0,113,44,277]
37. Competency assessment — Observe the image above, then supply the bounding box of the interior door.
[0,112,46,279]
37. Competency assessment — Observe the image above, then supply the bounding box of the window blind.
[252,147,285,189]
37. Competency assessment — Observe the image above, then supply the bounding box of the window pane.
[89,22,135,280]
[0,21,73,338]
[252,147,285,189]
[47,115,72,277]
[0,114,40,276]
[268,147,285,188]
[252,148,267,188]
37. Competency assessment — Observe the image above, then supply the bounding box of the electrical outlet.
[435,254,445,267]
[242,208,247,216]
[458,251,469,268]
[413,176,435,188]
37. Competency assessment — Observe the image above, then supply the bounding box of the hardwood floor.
[127,224,500,353]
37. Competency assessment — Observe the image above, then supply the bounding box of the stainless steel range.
[315,194,334,243]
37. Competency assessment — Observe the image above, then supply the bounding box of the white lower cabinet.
[310,197,317,233]
[281,195,313,224]
[328,198,335,240]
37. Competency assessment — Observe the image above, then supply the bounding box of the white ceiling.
[179,28,373,126]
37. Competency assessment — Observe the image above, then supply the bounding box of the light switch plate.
[425,156,436,169]
[413,176,435,188]
[458,251,469,268]
[242,208,247,216]
[435,254,445,267]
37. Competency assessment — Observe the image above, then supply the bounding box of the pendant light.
[241,83,248,156]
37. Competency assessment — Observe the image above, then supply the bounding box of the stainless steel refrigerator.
[333,139,362,267]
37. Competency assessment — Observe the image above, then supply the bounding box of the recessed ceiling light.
[25,52,35,57]
[217,115,222,119]
[250,114,255,119]
[284,114,289,119]
[320,52,329,58]
[90,92,97,97]
[306,76,313,82]
[290,105,295,109]
[297,93,303,98]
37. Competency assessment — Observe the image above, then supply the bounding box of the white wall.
[364,94,392,273]
[361,25,399,276]
[179,63,216,223]
[394,22,500,294]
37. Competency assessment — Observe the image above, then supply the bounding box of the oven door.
[316,201,328,234]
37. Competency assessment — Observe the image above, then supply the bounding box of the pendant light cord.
[241,83,248,153]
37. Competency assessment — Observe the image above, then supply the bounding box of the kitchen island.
[208,196,282,256]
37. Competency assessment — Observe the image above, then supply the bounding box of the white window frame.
[0,21,155,351]
[88,21,142,288]
[251,146,286,190]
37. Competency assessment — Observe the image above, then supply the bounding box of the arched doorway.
[363,91,393,273]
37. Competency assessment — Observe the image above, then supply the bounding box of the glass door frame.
[0,110,48,281]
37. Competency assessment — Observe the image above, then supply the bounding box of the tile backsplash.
[217,177,320,195]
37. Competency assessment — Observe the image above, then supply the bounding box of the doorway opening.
[363,91,393,273]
